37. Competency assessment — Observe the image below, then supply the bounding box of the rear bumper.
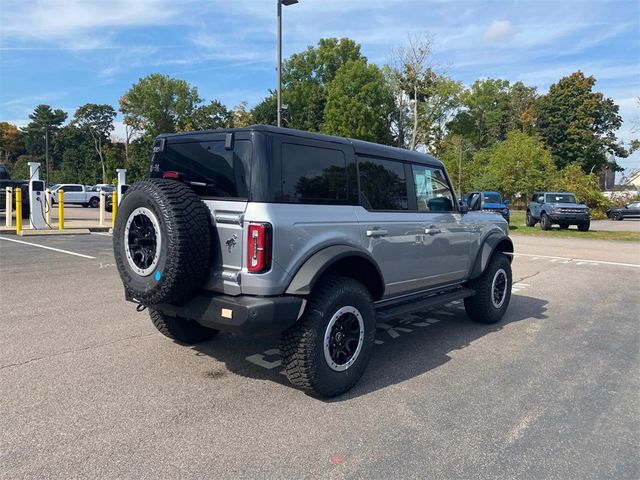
[148,292,304,336]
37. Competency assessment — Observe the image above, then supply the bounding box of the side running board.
[376,287,475,320]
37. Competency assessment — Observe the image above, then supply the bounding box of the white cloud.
[483,20,516,42]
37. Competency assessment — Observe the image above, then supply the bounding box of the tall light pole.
[277,0,298,127]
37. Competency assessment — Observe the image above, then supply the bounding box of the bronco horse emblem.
[225,234,238,253]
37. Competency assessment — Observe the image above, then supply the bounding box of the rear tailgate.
[202,199,247,295]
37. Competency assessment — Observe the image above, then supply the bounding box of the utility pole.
[458,137,463,195]
[277,0,298,127]
[45,128,49,186]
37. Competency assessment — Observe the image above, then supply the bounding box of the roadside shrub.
[553,164,611,218]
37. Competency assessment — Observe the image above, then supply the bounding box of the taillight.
[162,171,181,179]
[247,223,272,273]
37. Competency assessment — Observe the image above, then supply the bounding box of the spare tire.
[113,179,211,306]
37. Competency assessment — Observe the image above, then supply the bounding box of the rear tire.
[464,253,512,324]
[89,197,99,208]
[540,213,552,230]
[612,212,622,221]
[149,309,218,344]
[526,211,536,227]
[280,276,375,398]
[578,221,590,232]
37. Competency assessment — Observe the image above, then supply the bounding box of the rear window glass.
[358,156,408,210]
[279,143,347,204]
[151,140,251,198]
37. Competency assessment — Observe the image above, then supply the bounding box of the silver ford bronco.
[113,125,513,397]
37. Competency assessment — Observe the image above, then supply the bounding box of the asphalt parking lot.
[1,233,639,479]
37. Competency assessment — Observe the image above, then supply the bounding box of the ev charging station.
[117,168,128,206]
[28,162,47,230]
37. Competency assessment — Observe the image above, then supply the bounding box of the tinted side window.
[279,143,347,204]
[151,140,251,198]
[66,185,83,192]
[358,156,408,210]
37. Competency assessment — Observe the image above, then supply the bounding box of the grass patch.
[508,211,640,242]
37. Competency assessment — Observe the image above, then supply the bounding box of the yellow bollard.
[15,188,22,235]
[58,189,64,230]
[45,189,52,226]
[5,186,12,227]
[111,191,118,229]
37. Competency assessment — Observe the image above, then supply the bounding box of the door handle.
[424,227,441,235]
[366,229,388,238]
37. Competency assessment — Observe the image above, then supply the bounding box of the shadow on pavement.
[189,293,549,401]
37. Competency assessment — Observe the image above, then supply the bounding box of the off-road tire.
[113,179,211,306]
[612,212,622,221]
[464,253,512,324]
[540,212,552,230]
[526,210,536,227]
[149,309,218,344]
[280,276,376,398]
[578,221,590,232]
[89,196,99,208]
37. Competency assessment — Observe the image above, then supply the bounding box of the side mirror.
[503,200,510,206]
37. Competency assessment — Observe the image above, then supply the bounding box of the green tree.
[552,164,610,214]
[475,131,556,200]
[73,103,116,183]
[448,79,513,149]
[120,73,202,138]
[536,71,628,172]
[229,101,252,128]
[389,34,462,151]
[21,104,67,183]
[322,60,394,143]
[53,125,100,183]
[252,38,364,131]
[190,100,231,130]
[251,93,278,126]
[0,122,25,165]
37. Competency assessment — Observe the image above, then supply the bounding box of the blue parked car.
[466,191,510,223]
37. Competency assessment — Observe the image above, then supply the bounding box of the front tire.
[578,221,590,232]
[464,253,512,324]
[280,276,375,398]
[149,309,218,344]
[540,213,552,230]
[526,211,536,227]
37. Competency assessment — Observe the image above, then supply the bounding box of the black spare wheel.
[113,179,212,306]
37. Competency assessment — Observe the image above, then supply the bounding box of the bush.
[553,164,611,218]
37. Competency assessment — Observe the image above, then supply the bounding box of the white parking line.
[510,252,640,268]
[0,236,95,259]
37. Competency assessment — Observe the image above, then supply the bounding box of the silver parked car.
[112,126,513,397]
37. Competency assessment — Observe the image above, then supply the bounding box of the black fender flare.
[285,245,385,298]
[469,232,513,279]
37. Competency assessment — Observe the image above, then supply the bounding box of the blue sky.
[1,0,638,174]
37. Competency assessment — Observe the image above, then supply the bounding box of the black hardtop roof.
[159,125,443,167]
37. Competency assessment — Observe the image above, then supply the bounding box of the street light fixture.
[277,0,298,127]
